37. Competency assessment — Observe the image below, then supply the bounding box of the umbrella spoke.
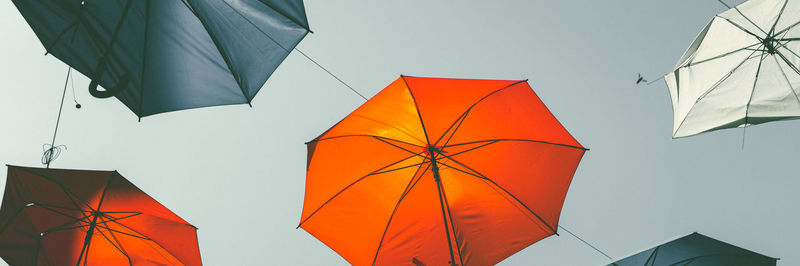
[400,76,434,146]
[91,218,131,261]
[771,54,800,106]
[34,204,84,221]
[371,137,427,158]
[312,134,425,149]
[97,215,149,241]
[730,6,768,36]
[717,16,764,42]
[743,53,767,127]
[14,167,95,211]
[371,162,431,265]
[444,138,586,151]
[297,151,427,228]
[432,80,529,147]
[767,0,789,35]
[683,43,761,68]
[434,154,557,234]
[691,46,762,104]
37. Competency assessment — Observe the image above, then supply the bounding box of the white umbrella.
[666,0,800,138]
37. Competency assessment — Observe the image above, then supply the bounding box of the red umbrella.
[299,76,586,265]
[0,165,201,265]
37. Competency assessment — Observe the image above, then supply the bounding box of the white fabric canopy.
[666,0,800,138]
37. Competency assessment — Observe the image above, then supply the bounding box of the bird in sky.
[636,73,648,84]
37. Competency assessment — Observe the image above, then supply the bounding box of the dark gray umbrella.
[609,232,777,266]
[13,0,310,118]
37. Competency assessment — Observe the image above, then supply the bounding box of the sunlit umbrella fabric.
[666,0,800,137]
[609,232,777,266]
[12,0,310,117]
[0,166,201,265]
[299,76,586,265]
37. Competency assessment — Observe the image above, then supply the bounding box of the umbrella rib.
[717,16,764,42]
[673,46,763,135]
[371,137,427,158]
[310,134,425,149]
[43,21,79,55]
[435,154,558,234]
[400,76,433,146]
[221,0,290,51]
[0,206,32,235]
[775,19,800,36]
[768,0,789,35]
[13,167,94,211]
[183,0,252,105]
[34,204,83,221]
[297,151,426,228]
[351,114,428,144]
[97,213,183,265]
[431,80,528,147]
[256,0,311,32]
[667,253,772,266]
[33,235,43,266]
[730,6,768,36]
[437,110,470,148]
[444,138,586,151]
[372,162,426,176]
[370,162,431,266]
[770,54,800,108]
[95,172,117,211]
[681,43,760,69]
[91,217,131,263]
[743,53,767,127]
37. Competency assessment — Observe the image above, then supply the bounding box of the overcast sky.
[2,0,798,265]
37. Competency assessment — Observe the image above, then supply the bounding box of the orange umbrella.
[0,166,201,265]
[299,76,587,265]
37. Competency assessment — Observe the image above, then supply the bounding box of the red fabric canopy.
[0,166,202,266]
[300,76,586,265]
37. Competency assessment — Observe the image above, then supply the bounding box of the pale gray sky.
[1,0,798,265]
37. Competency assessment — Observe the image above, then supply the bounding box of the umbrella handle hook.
[87,61,129,99]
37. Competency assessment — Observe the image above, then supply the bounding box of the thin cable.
[70,70,81,108]
[646,75,665,85]
[44,67,72,168]
[559,225,613,260]
[294,47,368,100]
[716,0,732,9]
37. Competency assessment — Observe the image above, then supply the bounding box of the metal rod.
[46,67,72,168]
[430,149,458,266]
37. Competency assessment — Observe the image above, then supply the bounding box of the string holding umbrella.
[14,0,368,168]
[297,75,617,265]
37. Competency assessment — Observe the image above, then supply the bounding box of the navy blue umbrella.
[14,0,310,118]
[609,232,777,266]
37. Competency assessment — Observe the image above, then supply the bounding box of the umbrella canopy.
[665,0,800,138]
[0,165,201,265]
[299,76,586,265]
[609,232,778,266]
[13,0,310,118]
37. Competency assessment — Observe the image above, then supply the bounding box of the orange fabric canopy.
[300,76,586,266]
[0,166,202,266]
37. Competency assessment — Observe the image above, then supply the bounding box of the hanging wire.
[43,67,73,168]
[646,75,665,85]
[716,0,732,9]
[41,144,67,165]
[294,47,368,101]
[70,70,81,109]
[559,225,614,260]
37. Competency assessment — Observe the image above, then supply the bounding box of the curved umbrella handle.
[88,75,128,98]
[87,61,129,99]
